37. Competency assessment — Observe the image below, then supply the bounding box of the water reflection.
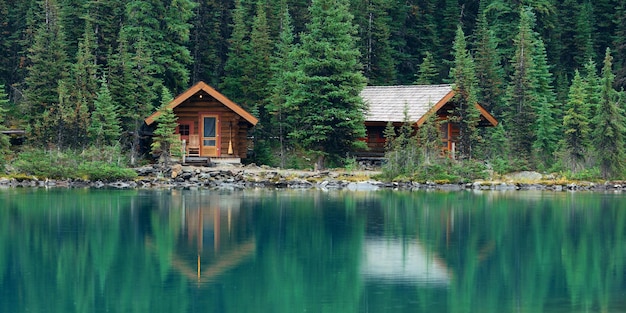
[1,189,626,313]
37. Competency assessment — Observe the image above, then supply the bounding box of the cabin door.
[201,114,220,157]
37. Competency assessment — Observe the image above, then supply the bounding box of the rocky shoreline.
[1,164,625,192]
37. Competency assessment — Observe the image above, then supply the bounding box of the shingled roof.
[361,84,498,126]
[361,84,454,124]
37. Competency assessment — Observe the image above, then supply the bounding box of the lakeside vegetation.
[1,0,626,181]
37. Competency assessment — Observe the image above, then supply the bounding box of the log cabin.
[145,81,258,162]
[360,84,498,157]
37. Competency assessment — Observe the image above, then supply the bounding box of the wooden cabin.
[145,81,258,161]
[360,84,498,157]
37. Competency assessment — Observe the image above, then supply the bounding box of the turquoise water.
[1,188,625,312]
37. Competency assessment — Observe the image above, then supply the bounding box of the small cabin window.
[178,124,190,136]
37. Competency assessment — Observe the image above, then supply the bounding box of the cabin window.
[178,124,190,136]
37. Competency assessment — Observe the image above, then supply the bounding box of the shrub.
[11,147,136,181]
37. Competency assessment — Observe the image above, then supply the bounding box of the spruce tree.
[504,7,537,163]
[417,104,441,164]
[220,0,250,106]
[151,87,180,165]
[592,48,626,179]
[286,0,367,168]
[0,84,10,159]
[89,76,121,146]
[414,51,438,85]
[530,38,559,167]
[354,0,396,85]
[472,7,505,116]
[268,6,297,167]
[561,70,591,172]
[23,0,69,144]
[449,25,481,160]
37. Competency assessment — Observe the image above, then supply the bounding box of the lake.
[1,188,625,313]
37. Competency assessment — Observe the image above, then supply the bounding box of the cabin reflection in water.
[148,192,255,284]
[361,238,450,286]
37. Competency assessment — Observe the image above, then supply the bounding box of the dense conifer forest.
[1,0,626,179]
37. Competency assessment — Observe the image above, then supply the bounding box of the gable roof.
[145,81,259,126]
[361,84,498,126]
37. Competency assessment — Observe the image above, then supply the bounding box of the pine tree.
[449,25,481,160]
[0,84,10,158]
[417,104,441,164]
[504,7,537,163]
[561,70,591,172]
[122,0,195,92]
[220,0,250,106]
[246,0,273,115]
[472,6,505,116]
[354,0,396,85]
[108,30,156,164]
[89,76,121,146]
[531,38,559,166]
[151,86,181,165]
[23,0,70,144]
[268,6,297,168]
[190,0,230,85]
[592,48,626,179]
[72,21,99,112]
[614,1,626,90]
[414,51,438,85]
[286,0,367,168]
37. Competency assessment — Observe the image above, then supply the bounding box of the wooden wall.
[173,96,252,159]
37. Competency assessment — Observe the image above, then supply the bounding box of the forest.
[1,0,626,180]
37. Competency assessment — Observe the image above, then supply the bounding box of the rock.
[170,164,182,178]
[346,182,379,191]
[505,171,543,181]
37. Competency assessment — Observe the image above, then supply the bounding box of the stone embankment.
[1,165,625,192]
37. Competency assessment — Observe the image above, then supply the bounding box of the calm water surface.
[1,188,625,313]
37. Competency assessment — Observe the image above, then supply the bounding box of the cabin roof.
[145,81,259,126]
[361,84,497,126]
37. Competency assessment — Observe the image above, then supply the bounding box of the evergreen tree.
[246,0,273,115]
[561,70,591,172]
[417,104,441,164]
[472,6,505,116]
[151,87,180,165]
[414,51,438,85]
[286,0,367,168]
[613,1,626,90]
[89,76,121,146]
[582,58,602,120]
[23,0,70,144]
[83,0,125,67]
[190,0,230,86]
[531,38,559,166]
[122,0,195,93]
[352,0,396,85]
[220,0,250,106]
[592,48,626,179]
[504,7,537,163]
[268,6,297,167]
[449,25,481,160]
[108,30,156,164]
[0,84,10,159]
[71,21,99,113]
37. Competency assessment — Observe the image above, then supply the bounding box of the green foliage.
[414,51,438,85]
[286,0,367,168]
[89,76,122,146]
[151,87,181,164]
[560,70,592,173]
[449,25,481,160]
[592,48,626,179]
[0,84,10,165]
[11,146,136,181]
